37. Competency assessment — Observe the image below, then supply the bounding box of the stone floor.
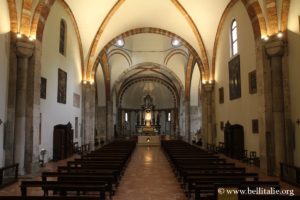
[0,146,299,199]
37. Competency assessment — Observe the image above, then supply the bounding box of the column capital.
[16,41,34,58]
[265,40,285,57]
[203,82,214,92]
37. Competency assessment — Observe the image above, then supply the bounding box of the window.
[125,112,128,122]
[59,19,66,55]
[231,19,238,56]
[167,112,171,122]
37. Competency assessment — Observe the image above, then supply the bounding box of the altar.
[138,135,160,146]
[136,94,161,135]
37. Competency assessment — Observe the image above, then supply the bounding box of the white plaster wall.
[110,54,130,89]
[40,2,82,161]
[96,63,106,106]
[287,0,300,166]
[214,2,259,154]
[166,55,186,86]
[0,0,10,167]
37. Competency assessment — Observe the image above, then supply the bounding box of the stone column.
[82,83,96,150]
[14,41,34,174]
[265,40,291,175]
[201,82,215,149]
[106,100,113,140]
[184,99,191,142]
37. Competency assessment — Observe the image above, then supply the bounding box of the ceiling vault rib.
[170,0,210,80]
[86,0,126,81]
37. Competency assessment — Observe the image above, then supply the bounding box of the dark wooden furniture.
[0,163,19,189]
[53,122,74,161]
[224,122,244,159]
[280,163,300,187]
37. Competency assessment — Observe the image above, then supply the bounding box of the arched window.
[231,19,238,56]
[59,19,67,55]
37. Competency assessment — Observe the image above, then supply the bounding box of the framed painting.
[219,87,224,104]
[228,55,241,100]
[252,119,259,134]
[40,77,47,99]
[57,68,67,104]
[249,70,257,94]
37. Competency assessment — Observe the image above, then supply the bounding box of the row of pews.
[0,140,136,200]
[162,140,284,200]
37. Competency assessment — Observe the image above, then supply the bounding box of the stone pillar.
[265,40,292,175]
[82,83,96,150]
[201,82,215,149]
[184,99,191,142]
[106,100,113,140]
[14,41,34,174]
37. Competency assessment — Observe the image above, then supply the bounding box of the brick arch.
[281,0,290,33]
[211,0,268,79]
[91,27,204,80]
[6,0,18,33]
[30,0,56,41]
[30,0,84,75]
[20,0,33,36]
[241,0,267,38]
[170,0,209,81]
[86,0,126,81]
[266,0,279,34]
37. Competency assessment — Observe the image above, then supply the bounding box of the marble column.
[82,83,96,150]
[14,41,34,174]
[265,40,292,175]
[201,82,215,149]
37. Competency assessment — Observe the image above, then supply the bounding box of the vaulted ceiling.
[9,0,289,81]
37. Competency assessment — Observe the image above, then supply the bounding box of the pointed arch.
[86,0,126,81]
[212,0,267,79]
[170,0,209,81]
[6,0,18,33]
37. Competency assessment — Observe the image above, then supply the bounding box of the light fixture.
[82,80,87,84]
[277,32,283,38]
[16,32,22,38]
[209,80,214,84]
[261,35,269,41]
[116,38,125,47]
[29,36,35,41]
[171,38,181,47]
[89,79,94,85]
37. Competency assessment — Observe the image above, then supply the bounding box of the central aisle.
[113,146,187,200]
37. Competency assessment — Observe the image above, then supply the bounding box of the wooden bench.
[20,181,106,199]
[0,197,101,200]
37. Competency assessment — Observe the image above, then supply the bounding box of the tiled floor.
[0,145,299,199]
[113,146,187,200]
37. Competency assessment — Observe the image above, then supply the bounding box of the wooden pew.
[0,197,101,200]
[20,181,106,199]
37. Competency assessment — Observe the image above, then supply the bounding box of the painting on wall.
[57,68,67,104]
[228,55,241,100]
[252,119,259,134]
[249,70,257,94]
[73,93,80,108]
[219,87,224,104]
[40,77,47,99]
[220,121,224,131]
